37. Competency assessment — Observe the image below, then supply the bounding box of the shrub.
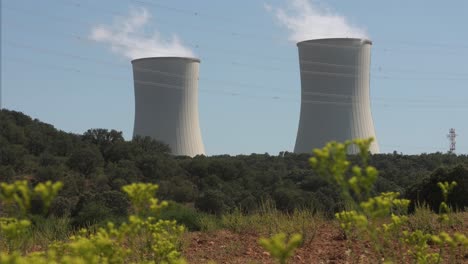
[195,189,229,214]
[67,146,104,176]
[407,203,438,234]
[0,180,186,263]
[259,233,302,264]
[159,202,202,231]
[406,165,468,212]
[307,138,468,263]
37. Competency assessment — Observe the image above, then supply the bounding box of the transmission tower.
[447,128,457,153]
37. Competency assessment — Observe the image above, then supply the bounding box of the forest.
[1,109,467,229]
[1,109,468,263]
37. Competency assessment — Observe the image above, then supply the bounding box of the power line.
[2,55,297,102]
[5,39,468,97]
[3,2,468,54]
[4,55,468,109]
[380,143,468,152]
[130,0,241,22]
[3,5,468,75]
[379,144,446,151]
[119,0,468,50]
[4,16,455,78]
[4,36,468,93]
[228,60,468,80]
[2,5,468,104]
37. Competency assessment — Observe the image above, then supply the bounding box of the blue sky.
[2,0,468,155]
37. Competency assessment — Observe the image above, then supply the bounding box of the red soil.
[182,220,468,264]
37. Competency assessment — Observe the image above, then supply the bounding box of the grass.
[408,202,465,234]
[2,138,467,263]
[408,203,440,234]
[0,216,72,254]
[1,208,467,263]
[30,216,71,249]
[185,210,468,263]
[195,201,323,247]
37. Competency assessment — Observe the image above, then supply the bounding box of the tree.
[82,129,124,146]
[67,146,104,176]
[132,135,171,155]
[0,144,27,172]
[83,129,124,161]
[195,190,229,214]
[406,165,468,212]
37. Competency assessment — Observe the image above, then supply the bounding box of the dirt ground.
[183,226,376,264]
[182,218,468,264]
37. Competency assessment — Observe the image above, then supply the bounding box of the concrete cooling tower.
[132,57,205,157]
[294,38,379,154]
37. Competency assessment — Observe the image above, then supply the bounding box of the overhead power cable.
[3,2,468,54]
[4,55,468,109]
[6,11,464,78]
[117,0,468,50]
[379,144,446,151]
[5,39,468,96]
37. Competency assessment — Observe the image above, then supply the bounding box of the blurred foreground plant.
[309,138,467,263]
[0,180,185,264]
[259,233,302,264]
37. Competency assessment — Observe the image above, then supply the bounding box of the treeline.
[1,109,467,226]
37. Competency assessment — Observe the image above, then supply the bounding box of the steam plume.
[90,8,194,59]
[265,0,368,42]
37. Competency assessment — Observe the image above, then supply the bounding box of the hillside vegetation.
[1,109,467,227]
[1,109,468,263]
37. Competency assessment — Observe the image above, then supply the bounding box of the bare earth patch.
[184,225,376,263]
[183,214,468,264]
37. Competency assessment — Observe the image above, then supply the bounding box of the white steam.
[265,0,368,42]
[89,8,194,59]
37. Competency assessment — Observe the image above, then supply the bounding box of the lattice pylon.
[447,128,457,153]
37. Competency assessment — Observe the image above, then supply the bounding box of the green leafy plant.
[1,180,64,253]
[0,180,32,216]
[436,181,457,224]
[0,180,186,264]
[259,233,302,264]
[309,138,467,263]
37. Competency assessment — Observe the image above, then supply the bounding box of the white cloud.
[89,7,195,59]
[266,0,368,42]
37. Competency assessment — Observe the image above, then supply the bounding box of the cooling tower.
[294,38,379,154]
[132,57,205,157]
